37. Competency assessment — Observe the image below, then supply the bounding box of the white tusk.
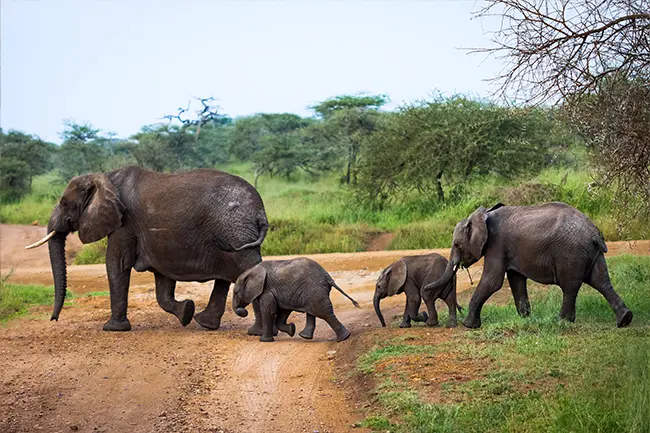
[25,231,57,249]
[453,263,459,272]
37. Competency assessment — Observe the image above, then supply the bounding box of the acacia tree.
[311,94,388,184]
[476,0,650,220]
[356,96,559,208]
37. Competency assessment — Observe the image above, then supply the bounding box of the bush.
[74,238,108,265]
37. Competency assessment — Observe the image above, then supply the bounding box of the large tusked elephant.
[425,202,633,329]
[26,165,269,333]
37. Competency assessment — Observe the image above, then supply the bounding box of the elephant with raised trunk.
[232,257,360,342]
[425,202,633,329]
[26,165,269,333]
[374,253,461,328]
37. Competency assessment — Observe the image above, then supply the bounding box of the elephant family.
[232,257,360,342]
[425,202,633,329]
[373,254,460,328]
[25,165,269,333]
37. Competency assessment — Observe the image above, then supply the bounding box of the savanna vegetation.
[1,90,647,262]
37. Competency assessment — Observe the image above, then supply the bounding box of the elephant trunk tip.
[373,294,386,327]
[235,308,248,318]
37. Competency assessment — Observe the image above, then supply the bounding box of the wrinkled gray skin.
[46,165,270,333]
[425,202,633,329]
[374,254,460,329]
[232,258,360,342]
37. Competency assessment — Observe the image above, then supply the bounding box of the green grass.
[0,282,57,321]
[4,165,649,258]
[357,343,434,374]
[359,255,650,433]
[0,281,109,322]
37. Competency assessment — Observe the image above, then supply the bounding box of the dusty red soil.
[1,224,648,433]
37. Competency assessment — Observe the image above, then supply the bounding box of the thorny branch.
[473,0,650,105]
[162,96,224,140]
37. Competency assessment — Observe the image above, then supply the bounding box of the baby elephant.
[374,253,460,328]
[232,257,360,342]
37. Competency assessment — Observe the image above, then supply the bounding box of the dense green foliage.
[359,255,650,433]
[0,129,55,201]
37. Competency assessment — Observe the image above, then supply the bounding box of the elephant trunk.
[424,246,461,295]
[48,225,69,321]
[374,293,386,327]
[235,308,248,317]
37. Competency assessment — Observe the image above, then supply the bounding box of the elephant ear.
[467,207,489,259]
[241,266,267,304]
[78,174,125,244]
[385,260,407,296]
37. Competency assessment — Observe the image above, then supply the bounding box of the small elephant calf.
[374,253,461,328]
[232,257,360,342]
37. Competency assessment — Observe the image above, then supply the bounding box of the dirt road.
[1,224,648,433]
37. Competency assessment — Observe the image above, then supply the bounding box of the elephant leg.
[463,261,506,329]
[275,308,295,336]
[154,273,195,327]
[421,293,439,327]
[194,279,230,330]
[507,270,531,317]
[444,290,458,328]
[558,283,580,323]
[259,295,277,342]
[299,313,316,339]
[247,300,279,337]
[315,301,350,342]
[400,293,422,328]
[584,255,633,327]
[103,248,132,332]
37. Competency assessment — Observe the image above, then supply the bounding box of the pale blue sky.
[1,0,500,144]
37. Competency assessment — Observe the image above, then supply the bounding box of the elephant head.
[374,260,407,327]
[25,173,125,321]
[424,204,502,295]
[232,265,267,318]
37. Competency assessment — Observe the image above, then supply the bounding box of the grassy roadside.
[0,281,109,322]
[353,255,650,433]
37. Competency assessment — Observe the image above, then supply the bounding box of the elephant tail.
[331,280,361,308]
[233,213,269,251]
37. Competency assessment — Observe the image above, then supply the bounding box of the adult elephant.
[25,165,269,333]
[424,202,633,329]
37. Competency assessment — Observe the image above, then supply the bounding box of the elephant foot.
[278,323,296,337]
[559,312,576,323]
[517,302,531,317]
[260,335,274,342]
[248,324,279,336]
[299,329,314,339]
[415,312,429,322]
[616,309,633,328]
[425,319,439,327]
[336,328,351,342]
[462,316,481,329]
[399,322,412,328]
[446,319,458,328]
[194,310,221,330]
[103,318,132,332]
[178,300,195,327]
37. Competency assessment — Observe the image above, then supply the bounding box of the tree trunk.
[435,170,444,201]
